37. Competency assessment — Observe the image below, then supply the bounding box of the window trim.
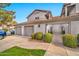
[35,17,39,19]
[38,24,40,27]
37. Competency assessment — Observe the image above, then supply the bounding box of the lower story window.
[38,24,40,27]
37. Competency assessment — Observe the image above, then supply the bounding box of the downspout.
[22,26,24,36]
[68,21,71,34]
[65,6,68,16]
[45,24,47,34]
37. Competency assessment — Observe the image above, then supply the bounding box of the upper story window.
[45,14,49,19]
[35,17,39,19]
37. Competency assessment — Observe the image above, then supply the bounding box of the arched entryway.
[46,24,69,34]
[46,23,69,45]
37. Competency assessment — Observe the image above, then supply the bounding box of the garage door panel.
[24,26,33,36]
[16,27,22,35]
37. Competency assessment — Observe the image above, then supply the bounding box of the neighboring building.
[61,3,79,16]
[15,4,79,36]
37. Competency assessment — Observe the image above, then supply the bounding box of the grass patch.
[0,46,46,56]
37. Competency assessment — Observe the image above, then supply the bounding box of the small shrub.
[34,33,37,39]
[61,30,65,34]
[31,33,35,39]
[77,34,79,45]
[62,34,77,48]
[48,30,53,34]
[36,32,43,40]
[44,33,52,43]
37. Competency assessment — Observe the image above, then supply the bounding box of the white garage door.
[16,27,22,35]
[24,26,33,36]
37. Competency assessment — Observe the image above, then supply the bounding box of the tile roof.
[27,15,79,24]
[16,22,33,27]
[16,15,79,27]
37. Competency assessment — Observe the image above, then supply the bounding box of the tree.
[0,9,15,25]
[0,3,16,30]
[11,20,17,25]
[0,3,11,8]
[0,20,2,26]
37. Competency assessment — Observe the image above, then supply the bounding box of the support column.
[22,26,24,36]
[65,6,68,16]
[68,22,71,34]
[45,24,47,33]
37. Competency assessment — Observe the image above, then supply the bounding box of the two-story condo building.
[15,3,79,36]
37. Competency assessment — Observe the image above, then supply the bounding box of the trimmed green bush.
[31,33,35,39]
[62,34,77,48]
[36,32,43,40]
[44,33,52,43]
[77,34,79,45]
[48,30,53,34]
[61,30,65,34]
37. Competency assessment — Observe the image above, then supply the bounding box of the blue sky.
[5,3,64,23]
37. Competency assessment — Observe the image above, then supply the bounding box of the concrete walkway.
[45,34,68,56]
[0,35,79,56]
[45,34,79,56]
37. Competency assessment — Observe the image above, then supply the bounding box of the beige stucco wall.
[46,24,61,33]
[64,3,79,16]
[76,3,79,13]
[69,6,76,16]
[28,11,48,21]
[61,24,69,34]
[34,24,46,34]
[53,25,61,33]
[71,21,79,35]
[69,4,79,16]
[46,25,52,33]
[46,24,68,34]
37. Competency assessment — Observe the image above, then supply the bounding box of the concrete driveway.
[0,35,79,56]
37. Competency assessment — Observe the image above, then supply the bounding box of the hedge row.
[31,32,52,43]
[32,32,79,48]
